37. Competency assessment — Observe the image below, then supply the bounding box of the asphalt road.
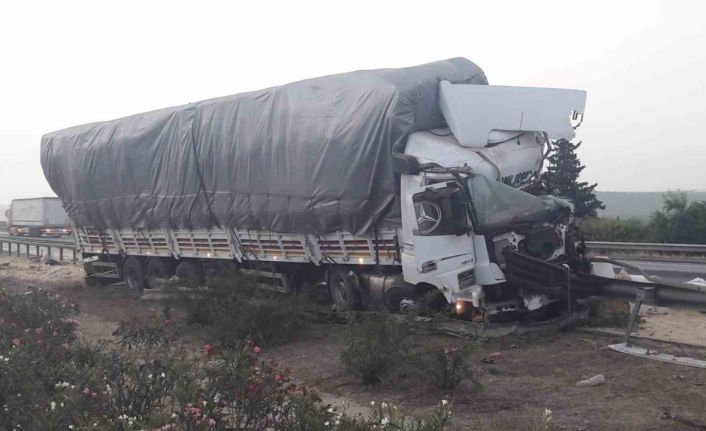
[617,260,706,284]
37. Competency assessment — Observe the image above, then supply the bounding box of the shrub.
[113,317,175,351]
[416,343,475,390]
[340,314,411,385]
[339,400,452,431]
[177,269,312,348]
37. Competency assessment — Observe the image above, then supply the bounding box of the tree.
[649,191,706,244]
[540,139,604,218]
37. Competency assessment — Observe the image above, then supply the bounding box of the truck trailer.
[40,58,706,321]
[6,197,71,237]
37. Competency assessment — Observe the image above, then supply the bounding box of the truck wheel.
[145,258,176,289]
[385,282,418,313]
[328,267,362,311]
[175,260,204,286]
[122,257,146,291]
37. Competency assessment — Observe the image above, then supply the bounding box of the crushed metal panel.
[439,81,587,148]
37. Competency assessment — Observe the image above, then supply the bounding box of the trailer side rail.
[77,227,399,265]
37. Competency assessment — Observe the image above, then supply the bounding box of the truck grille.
[458,270,476,290]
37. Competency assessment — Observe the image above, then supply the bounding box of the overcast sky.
[1,0,705,206]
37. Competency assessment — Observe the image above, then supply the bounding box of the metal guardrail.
[586,241,706,253]
[0,236,77,262]
[586,241,706,263]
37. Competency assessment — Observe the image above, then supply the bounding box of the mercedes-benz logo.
[414,201,442,234]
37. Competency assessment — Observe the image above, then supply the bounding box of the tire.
[384,281,418,313]
[328,267,362,311]
[145,258,176,289]
[122,257,146,291]
[175,260,204,286]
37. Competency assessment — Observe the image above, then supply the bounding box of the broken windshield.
[467,175,571,233]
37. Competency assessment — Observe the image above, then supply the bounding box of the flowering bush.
[0,287,456,431]
[340,314,412,385]
[0,287,81,429]
[415,343,475,390]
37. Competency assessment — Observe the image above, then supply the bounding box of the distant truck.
[6,197,71,237]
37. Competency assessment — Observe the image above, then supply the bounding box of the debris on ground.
[576,374,606,387]
[40,254,61,266]
[659,407,706,430]
[687,277,706,287]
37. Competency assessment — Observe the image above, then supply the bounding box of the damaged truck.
[41,58,706,323]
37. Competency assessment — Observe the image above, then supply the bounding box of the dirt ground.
[2,255,706,431]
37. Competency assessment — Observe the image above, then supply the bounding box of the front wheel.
[384,282,419,313]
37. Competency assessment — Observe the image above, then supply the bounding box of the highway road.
[619,260,706,284]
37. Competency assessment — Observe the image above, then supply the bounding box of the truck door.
[401,180,475,278]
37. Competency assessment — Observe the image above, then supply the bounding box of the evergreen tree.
[540,139,604,218]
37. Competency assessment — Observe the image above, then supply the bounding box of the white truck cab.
[397,82,586,318]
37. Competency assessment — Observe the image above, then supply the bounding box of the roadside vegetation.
[581,191,706,243]
[0,285,461,430]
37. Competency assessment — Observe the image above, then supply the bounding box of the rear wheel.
[175,260,204,286]
[122,257,146,291]
[328,267,362,311]
[145,258,176,289]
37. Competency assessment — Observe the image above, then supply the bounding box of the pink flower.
[252,346,261,354]
[204,343,215,359]
[12,338,20,347]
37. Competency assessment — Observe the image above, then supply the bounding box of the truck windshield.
[466,175,571,233]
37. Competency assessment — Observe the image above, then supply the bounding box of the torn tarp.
[41,58,487,234]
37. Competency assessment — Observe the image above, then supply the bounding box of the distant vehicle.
[6,197,72,237]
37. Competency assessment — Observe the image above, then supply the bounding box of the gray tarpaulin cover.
[41,58,487,234]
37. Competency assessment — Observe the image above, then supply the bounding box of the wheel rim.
[125,268,139,290]
[398,298,417,313]
[332,278,349,306]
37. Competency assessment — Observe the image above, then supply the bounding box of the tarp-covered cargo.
[41,58,487,234]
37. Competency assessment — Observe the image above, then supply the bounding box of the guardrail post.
[72,248,77,263]
[16,242,19,257]
[59,247,63,261]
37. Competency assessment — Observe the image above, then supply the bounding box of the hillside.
[596,191,706,220]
